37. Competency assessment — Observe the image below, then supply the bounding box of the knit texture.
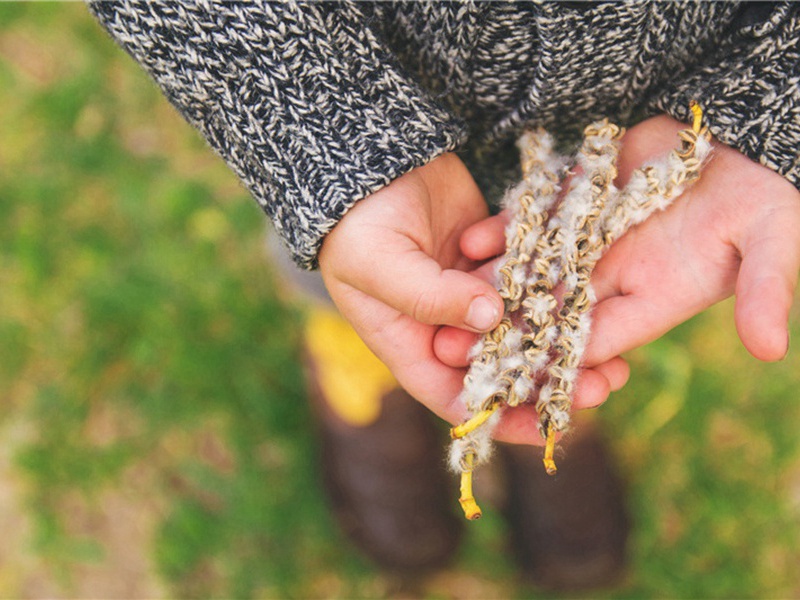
[88,1,800,269]
[88,1,467,269]
[646,3,800,182]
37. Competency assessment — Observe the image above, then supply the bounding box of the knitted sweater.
[89,1,800,270]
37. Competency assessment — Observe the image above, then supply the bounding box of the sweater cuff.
[88,1,467,269]
[646,3,800,190]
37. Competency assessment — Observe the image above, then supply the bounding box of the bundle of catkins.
[450,103,711,520]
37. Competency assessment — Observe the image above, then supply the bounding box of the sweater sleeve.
[87,1,467,269]
[646,2,800,189]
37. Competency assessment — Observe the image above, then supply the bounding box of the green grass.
[0,4,352,597]
[0,4,799,598]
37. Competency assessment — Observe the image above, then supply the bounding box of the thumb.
[735,219,800,361]
[318,153,503,333]
[351,243,504,332]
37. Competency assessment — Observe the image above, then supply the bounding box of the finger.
[432,257,507,364]
[615,115,686,187]
[572,367,613,409]
[585,293,692,366]
[342,241,504,333]
[493,367,612,445]
[589,235,626,303]
[585,223,738,367]
[460,213,508,261]
[592,356,630,392]
[433,326,479,367]
[735,217,800,361]
[328,284,473,425]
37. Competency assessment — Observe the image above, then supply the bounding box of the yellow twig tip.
[689,100,703,133]
[458,455,482,520]
[450,403,500,439]
[543,421,557,475]
[459,497,482,520]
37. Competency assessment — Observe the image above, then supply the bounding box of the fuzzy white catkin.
[450,129,566,472]
[450,117,711,476]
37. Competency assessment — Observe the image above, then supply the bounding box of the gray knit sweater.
[89,1,800,269]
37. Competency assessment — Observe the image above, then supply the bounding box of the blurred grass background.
[0,4,799,598]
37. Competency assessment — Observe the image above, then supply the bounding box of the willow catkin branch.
[464,129,565,407]
[539,123,712,437]
[600,127,712,246]
[519,121,620,414]
[498,131,565,407]
[535,120,623,433]
[450,130,566,471]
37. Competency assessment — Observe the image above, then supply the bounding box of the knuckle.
[411,290,443,325]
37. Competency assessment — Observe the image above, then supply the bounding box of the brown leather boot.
[499,419,630,591]
[314,386,463,573]
[303,307,462,573]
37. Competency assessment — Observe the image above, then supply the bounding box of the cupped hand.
[444,114,800,374]
[318,152,628,444]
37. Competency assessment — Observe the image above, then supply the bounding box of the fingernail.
[466,296,500,331]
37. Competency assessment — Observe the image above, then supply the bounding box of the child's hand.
[442,114,800,374]
[591,115,800,365]
[319,153,630,444]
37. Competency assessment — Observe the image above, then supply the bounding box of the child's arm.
[446,114,800,374]
[87,1,466,271]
